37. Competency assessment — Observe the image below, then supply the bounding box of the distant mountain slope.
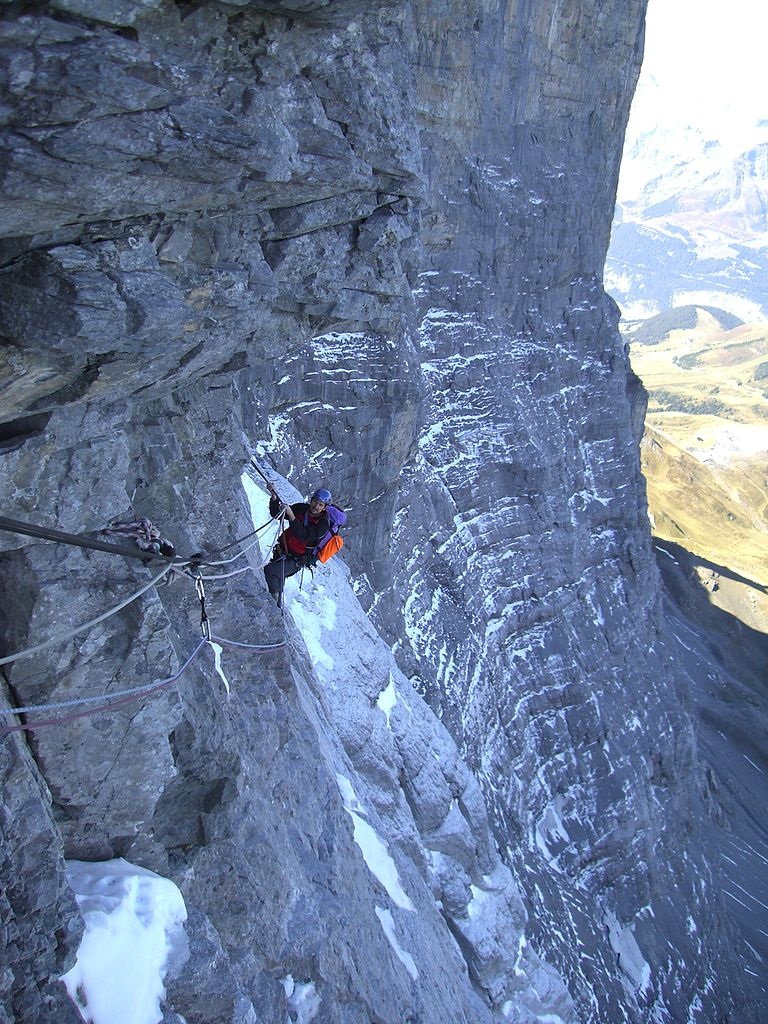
[628,304,743,345]
[627,308,768,426]
[641,426,768,605]
[630,311,768,615]
[607,217,768,322]
[607,108,768,320]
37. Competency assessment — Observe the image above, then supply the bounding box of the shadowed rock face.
[0,2,762,1023]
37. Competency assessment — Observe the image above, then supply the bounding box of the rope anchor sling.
[195,572,212,640]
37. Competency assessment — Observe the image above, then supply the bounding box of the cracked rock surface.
[0,2,762,1022]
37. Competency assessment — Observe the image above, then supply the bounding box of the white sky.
[637,0,768,140]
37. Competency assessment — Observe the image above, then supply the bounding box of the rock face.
[0,2,762,1023]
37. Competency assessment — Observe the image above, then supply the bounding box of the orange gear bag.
[317,534,344,563]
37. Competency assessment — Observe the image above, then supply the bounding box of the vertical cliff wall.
[0,2,760,1022]
[385,4,746,1021]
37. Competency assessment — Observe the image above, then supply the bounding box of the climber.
[264,484,335,607]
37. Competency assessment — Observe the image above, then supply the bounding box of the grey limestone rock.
[0,728,83,1023]
[0,1,762,1022]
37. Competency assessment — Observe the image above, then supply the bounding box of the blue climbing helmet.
[311,487,332,504]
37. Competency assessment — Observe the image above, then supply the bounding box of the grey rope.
[189,518,283,581]
[200,521,276,568]
[0,638,207,718]
[192,564,255,582]
[265,512,285,567]
[204,536,261,567]
[0,500,288,729]
[0,563,177,668]
[210,635,286,652]
[0,507,282,670]
[1,634,285,723]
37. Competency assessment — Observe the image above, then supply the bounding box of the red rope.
[1,641,207,737]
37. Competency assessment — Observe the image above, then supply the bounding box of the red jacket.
[269,497,330,558]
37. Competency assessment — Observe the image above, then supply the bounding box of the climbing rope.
[0,632,286,736]
[184,563,255,583]
[0,508,280,667]
[0,639,208,720]
[181,520,276,571]
[199,534,262,568]
[210,635,287,652]
[0,563,176,668]
[200,516,278,561]
[0,474,290,732]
